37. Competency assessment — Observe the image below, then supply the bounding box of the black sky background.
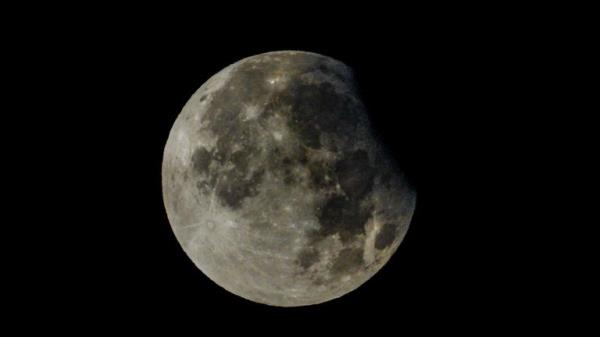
[9,10,574,332]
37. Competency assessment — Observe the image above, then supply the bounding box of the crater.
[203,61,280,137]
[297,248,320,269]
[316,195,371,243]
[307,160,335,190]
[191,147,213,175]
[335,149,375,200]
[216,168,264,209]
[331,247,364,276]
[375,223,398,250]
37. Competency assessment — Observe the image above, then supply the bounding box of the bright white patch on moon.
[162,51,416,307]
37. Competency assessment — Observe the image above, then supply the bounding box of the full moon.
[162,51,416,307]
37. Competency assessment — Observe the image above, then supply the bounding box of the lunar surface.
[162,51,416,307]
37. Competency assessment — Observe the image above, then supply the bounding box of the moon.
[162,51,416,307]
